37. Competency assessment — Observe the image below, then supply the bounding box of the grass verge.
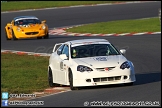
[1,53,49,94]
[66,17,161,34]
[1,1,128,12]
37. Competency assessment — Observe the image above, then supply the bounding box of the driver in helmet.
[72,49,78,58]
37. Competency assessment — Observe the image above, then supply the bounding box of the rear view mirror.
[11,20,14,25]
[7,23,11,26]
[57,49,62,55]
[42,20,46,23]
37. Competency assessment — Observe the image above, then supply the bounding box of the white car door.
[51,44,65,82]
[57,44,70,84]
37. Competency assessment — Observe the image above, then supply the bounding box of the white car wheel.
[48,67,56,87]
[69,71,78,90]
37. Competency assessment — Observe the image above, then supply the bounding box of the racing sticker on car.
[94,57,108,61]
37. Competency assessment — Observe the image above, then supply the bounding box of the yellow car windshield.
[15,19,41,25]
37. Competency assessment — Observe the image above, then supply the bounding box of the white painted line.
[151,32,161,34]
[133,32,147,35]
[59,33,68,35]
[90,34,101,36]
[118,33,130,36]
[28,90,71,101]
[104,33,115,36]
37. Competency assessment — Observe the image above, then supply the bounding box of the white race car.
[48,38,136,90]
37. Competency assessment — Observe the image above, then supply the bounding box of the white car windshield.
[71,44,120,58]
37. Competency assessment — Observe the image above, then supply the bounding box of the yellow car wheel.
[37,37,42,39]
[12,30,18,40]
[5,29,11,40]
[44,33,49,39]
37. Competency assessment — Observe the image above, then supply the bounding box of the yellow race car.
[5,16,49,40]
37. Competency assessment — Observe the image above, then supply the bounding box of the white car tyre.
[69,70,78,90]
[48,67,58,87]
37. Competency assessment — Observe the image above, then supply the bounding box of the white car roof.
[65,38,110,45]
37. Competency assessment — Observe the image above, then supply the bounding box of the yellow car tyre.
[12,30,18,40]
[37,37,42,39]
[5,29,11,40]
[44,33,49,39]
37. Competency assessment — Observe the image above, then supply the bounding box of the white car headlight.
[77,65,93,72]
[120,61,130,70]
[42,25,46,29]
[16,27,21,32]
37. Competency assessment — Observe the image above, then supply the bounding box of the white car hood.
[73,55,127,68]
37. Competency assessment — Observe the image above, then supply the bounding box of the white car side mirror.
[120,49,126,55]
[60,54,68,60]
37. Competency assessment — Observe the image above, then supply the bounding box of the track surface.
[1,1,161,107]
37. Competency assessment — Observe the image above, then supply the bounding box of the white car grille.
[93,76,121,82]
[96,67,115,71]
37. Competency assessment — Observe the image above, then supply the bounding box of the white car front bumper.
[72,68,136,87]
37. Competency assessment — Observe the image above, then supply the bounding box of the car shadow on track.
[134,71,161,85]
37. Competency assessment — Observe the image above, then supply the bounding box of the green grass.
[1,53,49,94]
[66,18,161,34]
[1,1,128,12]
